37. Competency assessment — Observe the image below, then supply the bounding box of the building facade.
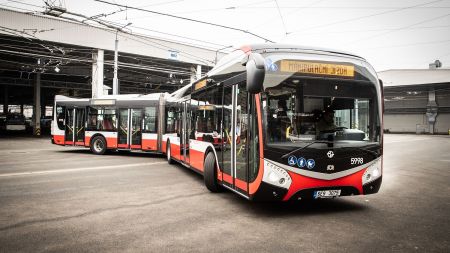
[378,69,450,134]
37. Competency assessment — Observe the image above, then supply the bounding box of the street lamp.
[113,22,132,95]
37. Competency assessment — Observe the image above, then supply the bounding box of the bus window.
[87,107,117,131]
[144,106,157,133]
[165,105,179,134]
[192,85,222,144]
[56,105,65,130]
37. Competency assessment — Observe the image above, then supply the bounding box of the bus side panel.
[142,133,158,151]
[53,135,65,145]
[85,131,118,149]
[172,142,180,160]
[163,133,176,154]
[167,135,181,160]
[282,169,366,201]
[51,119,65,145]
[162,135,168,153]
[189,140,210,172]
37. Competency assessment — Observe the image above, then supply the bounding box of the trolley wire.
[93,0,275,43]
[287,0,446,35]
[347,12,450,45]
[273,0,288,36]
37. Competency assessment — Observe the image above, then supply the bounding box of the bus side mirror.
[245,53,265,94]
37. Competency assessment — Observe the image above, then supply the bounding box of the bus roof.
[240,44,365,60]
[55,93,166,102]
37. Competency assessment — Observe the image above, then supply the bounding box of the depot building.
[378,67,450,134]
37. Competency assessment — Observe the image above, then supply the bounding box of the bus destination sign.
[280,60,355,77]
[194,79,207,90]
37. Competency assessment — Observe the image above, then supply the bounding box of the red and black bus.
[51,93,166,154]
[163,44,383,201]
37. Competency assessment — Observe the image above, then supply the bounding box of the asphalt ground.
[0,134,449,253]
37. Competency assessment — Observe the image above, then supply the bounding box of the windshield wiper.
[281,140,331,159]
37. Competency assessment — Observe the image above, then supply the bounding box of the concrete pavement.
[0,134,449,252]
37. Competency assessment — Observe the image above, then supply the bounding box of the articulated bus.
[163,44,383,201]
[51,93,166,154]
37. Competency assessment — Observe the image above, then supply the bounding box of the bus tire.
[166,141,173,164]
[90,135,107,155]
[204,152,222,193]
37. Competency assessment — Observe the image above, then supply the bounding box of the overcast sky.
[2,0,450,71]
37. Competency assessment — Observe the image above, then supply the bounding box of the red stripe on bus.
[106,137,117,148]
[171,143,181,160]
[220,172,248,192]
[283,169,366,201]
[85,136,91,146]
[222,173,232,184]
[53,135,64,145]
[162,140,167,154]
[189,148,204,171]
[142,139,157,151]
[130,144,141,149]
[234,177,247,191]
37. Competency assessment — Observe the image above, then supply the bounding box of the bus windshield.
[262,77,381,150]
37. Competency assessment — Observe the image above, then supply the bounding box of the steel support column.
[426,89,438,134]
[92,49,104,98]
[3,85,7,113]
[33,73,41,136]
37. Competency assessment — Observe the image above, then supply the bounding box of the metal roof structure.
[0,7,230,107]
[378,69,450,87]
[0,8,221,66]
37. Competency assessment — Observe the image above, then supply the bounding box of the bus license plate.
[314,190,341,199]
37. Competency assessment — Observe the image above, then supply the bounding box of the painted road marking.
[0,161,166,178]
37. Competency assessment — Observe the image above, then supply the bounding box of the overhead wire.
[20,8,223,65]
[273,0,288,35]
[97,18,232,51]
[0,3,41,13]
[3,2,233,63]
[4,0,44,8]
[347,12,450,45]
[295,24,450,36]
[362,39,450,50]
[249,0,325,34]
[287,0,446,35]
[93,0,275,43]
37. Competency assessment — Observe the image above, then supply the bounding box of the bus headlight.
[362,157,382,185]
[263,160,292,189]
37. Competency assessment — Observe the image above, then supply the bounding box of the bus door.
[64,108,85,146]
[180,101,190,164]
[118,108,143,149]
[223,82,249,195]
[233,82,249,195]
[118,108,129,148]
[74,108,85,145]
[65,108,75,145]
[130,108,143,149]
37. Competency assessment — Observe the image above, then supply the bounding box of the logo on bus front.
[265,59,278,72]
[288,156,297,166]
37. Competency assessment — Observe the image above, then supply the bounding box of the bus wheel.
[90,136,107,155]
[204,152,222,192]
[166,142,173,164]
